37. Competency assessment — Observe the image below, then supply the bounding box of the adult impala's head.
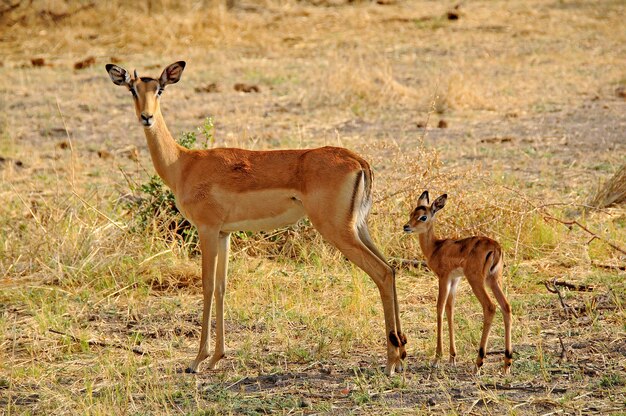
[403,190,447,234]
[105,61,186,128]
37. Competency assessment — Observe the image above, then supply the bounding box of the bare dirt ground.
[1,1,625,414]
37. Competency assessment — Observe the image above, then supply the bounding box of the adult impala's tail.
[351,162,373,227]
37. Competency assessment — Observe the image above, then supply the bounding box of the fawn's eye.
[157,88,164,96]
[419,215,428,222]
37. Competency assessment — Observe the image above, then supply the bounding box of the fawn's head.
[403,190,447,234]
[105,61,186,128]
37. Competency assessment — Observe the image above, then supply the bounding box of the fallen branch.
[549,280,594,292]
[591,262,626,271]
[49,328,145,355]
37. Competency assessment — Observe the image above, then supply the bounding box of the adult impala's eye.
[157,88,164,96]
[130,88,137,98]
[419,215,428,222]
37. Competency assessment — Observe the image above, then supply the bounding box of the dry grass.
[1,0,625,414]
[590,163,626,208]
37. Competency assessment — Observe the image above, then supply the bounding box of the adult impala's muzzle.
[141,112,154,127]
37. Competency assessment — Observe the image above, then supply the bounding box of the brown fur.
[404,191,513,374]
[106,62,406,375]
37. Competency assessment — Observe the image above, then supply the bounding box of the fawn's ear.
[417,190,429,207]
[106,64,131,86]
[159,61,186,87]
[431,194,448,215]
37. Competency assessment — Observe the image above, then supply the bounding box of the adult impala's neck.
[418,224,438,260]
[142,109,184,193]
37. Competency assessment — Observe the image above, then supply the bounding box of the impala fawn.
[403,191,512,374]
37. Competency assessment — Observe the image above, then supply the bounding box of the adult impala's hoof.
[503,360,512,375]
[384,363,397,376]
[184,367,197,374]
[384,357,405,376]
[449,356,457,366]
[208,353,226,369]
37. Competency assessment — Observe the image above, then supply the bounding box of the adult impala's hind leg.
[315,221,403,375]
[186,229,219,373]
[207,232,231,369]
[358,224,407,359]
[467,275,496,372]
[487,274,513,374]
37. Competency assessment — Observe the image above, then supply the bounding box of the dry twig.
[479,382,567,394]
[48,328,145,355]
[591,262,626,271]
[544,278,578,318]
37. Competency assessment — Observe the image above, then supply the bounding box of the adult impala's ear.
[431,194,448,215]
[159,61,186,87]
[105,64,131,86]
[417,190,429,207]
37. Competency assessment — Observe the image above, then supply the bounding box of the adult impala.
[106,61,406,375]
[403,191,512,374]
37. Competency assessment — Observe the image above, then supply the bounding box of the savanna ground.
[1,0,625,414]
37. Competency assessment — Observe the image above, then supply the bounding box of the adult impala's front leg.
[186,229,219,373]
[207,232,230,369]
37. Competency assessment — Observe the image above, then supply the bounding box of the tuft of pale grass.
[590,163,626,208]
[436,72,494,112]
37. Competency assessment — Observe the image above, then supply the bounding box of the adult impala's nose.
[140,112,154,126]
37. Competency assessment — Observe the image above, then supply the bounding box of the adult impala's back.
[106,61,407,375]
